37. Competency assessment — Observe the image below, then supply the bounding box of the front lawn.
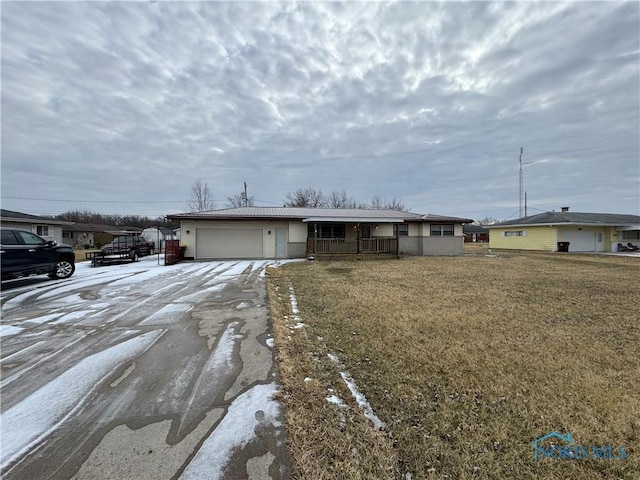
[266,253,639,479]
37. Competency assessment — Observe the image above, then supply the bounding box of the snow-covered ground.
[1,257,290,479]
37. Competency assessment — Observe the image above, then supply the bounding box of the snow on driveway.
[0,258,290,479]
[0,330,165,469]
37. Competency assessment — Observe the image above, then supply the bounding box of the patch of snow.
[51,310,95,324]
[1,341,46,362]
[266,338,275,348]
[235,301,251,310]
[88,302,111,310]
[339,371,386,430]
[0,325,24,337]
[179,382,281,480]
[173,284,226,304]
[303,377,312,382]
[139,303,193,325]
[288,287,300,315]
[0,329,166,469]
[327,352,385,430]
[327,353,341,365]
[326,394,348,409]
[217,261,254,278]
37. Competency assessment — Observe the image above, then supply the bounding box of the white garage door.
[561,230,603,252]
[196,229,263,259]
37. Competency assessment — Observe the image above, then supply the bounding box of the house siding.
[373,224,394,237]
[420,236,464,255]
[399,237,420,255]
[288,221,307,242]
[489,226,556,251]
[1,221,64,244]
[491,225,618,252]
[399,236,464,255]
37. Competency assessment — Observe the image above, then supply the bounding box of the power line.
[2,196,188,204]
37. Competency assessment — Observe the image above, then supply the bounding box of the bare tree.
[226,194,256,207]
[369,195,406,211]
[284,187,325,207]
[475,217,499,226]
[325,190,357,208]
[186,178,215,212]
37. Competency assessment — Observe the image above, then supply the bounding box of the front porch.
[306,237,398,257]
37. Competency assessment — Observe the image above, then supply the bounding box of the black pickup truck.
[93,234,155,265]
[1,227,76,280]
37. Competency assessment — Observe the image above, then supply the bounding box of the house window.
[430,224,454,236]
[36,225,50,237]
[395,224,409,236]
[504,230,526,237]
[307,224,346,239]
[621,231,640,240]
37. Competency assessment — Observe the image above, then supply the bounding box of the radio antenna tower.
[519,148,532,218]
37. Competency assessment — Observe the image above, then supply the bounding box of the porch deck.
[306,237,398,258]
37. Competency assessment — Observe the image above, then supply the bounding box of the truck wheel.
[131,251,139,262]
[49,260,75,279]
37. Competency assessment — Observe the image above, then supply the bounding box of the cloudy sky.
[2,1,638,221]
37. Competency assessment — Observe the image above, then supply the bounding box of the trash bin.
[557,242,570,252]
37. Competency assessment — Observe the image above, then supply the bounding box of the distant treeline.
[49,210,178,230]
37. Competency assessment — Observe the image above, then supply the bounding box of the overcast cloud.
[1,1,638,220]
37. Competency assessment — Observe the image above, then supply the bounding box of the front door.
[275,228,287,258]
[595,231,604,252]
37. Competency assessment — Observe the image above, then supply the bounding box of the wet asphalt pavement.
[0,257,290,480]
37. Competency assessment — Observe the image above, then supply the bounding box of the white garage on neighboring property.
[167,207,473,260]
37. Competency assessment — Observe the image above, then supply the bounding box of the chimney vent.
[561,206,569,212]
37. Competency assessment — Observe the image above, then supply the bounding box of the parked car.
[1,227,76,280]
[100,234,155,261]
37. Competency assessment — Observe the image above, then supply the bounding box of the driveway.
[1,257,290,479]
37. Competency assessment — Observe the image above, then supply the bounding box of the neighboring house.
[463,224,490,243]
[0,209,72,244]
[487,208,640,252]
[61,223,142,249]
[167,207,473,260]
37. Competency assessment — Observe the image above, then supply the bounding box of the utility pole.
[519,148,532,218]
[241,181,248,206]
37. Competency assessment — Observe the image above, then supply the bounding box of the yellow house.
[488,209,640,253]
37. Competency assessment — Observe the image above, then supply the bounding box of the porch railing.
[307,237,397,254]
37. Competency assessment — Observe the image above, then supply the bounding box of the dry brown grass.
[462,242,490,255]
[73,248,99,262]
[266,254,640,479]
